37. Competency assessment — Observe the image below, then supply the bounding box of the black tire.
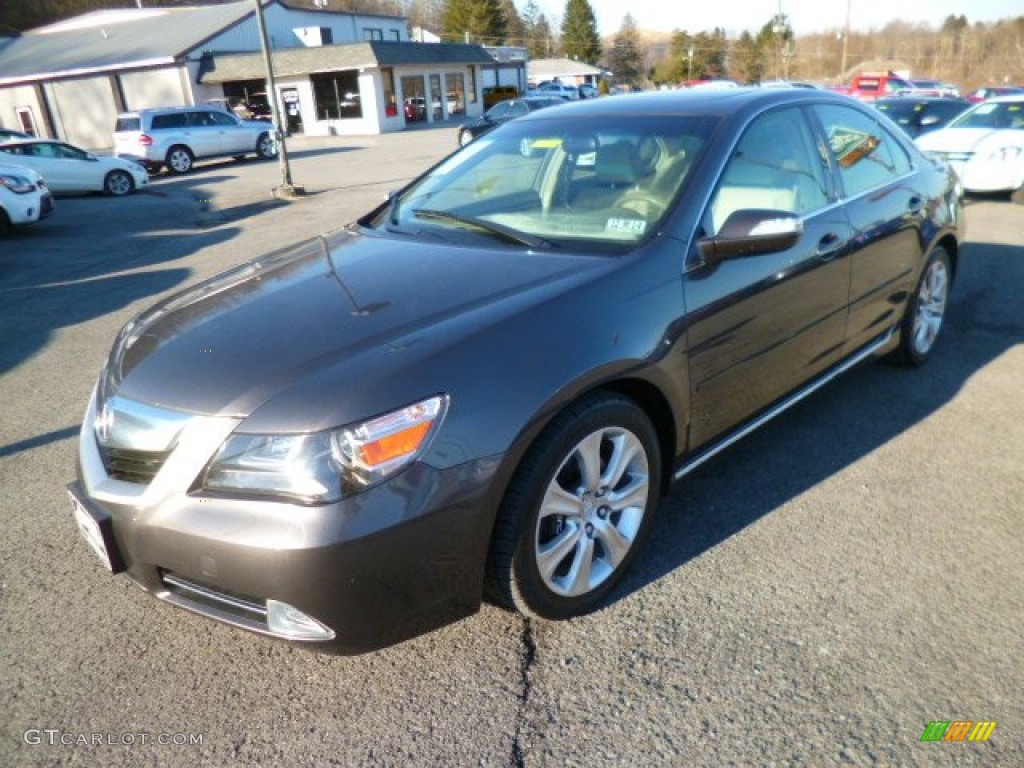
[103,169,134,196]
[0,207,11,235]
[256,132,277,159]
[487,393,662,619]
[894,246,952,366]
[165,146,194,175]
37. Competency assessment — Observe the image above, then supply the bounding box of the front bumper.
[72,394,503,655]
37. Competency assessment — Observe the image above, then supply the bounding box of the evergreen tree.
[522,1,556,59]
[609,14,643,87]
[729,30,765,83]
[498,0,526,46]
[442,0,507,44]
[560,0,601,63]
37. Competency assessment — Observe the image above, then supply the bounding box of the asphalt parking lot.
[1,125,1022,767]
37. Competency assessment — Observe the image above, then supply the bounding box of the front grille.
[158,571,270,633]
[98,443,170,484]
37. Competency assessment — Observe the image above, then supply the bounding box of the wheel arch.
[483,373,682,554]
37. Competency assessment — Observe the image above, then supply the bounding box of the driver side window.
[709,107,829,235]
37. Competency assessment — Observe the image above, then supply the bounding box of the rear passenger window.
[814,105,912,198]
[151,113,188,130]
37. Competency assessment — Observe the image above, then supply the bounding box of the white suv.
[0,162,53,232]
[113,105,277,174]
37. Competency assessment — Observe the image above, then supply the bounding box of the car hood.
[0,162,42,182]
[916,127,1024,153]
[109,228,604,422]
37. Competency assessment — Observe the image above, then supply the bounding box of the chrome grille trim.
[97,444,171,484]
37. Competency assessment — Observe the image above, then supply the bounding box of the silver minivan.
[113,105,277,174]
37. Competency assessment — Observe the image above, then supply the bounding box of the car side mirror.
[697,210,803,263]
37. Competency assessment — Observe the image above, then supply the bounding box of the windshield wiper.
[413,208,554,249]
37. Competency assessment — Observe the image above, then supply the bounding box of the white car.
[0,138,149,196]
[0,162,54,231]
[915,95,1024,202]
[536,82,580,100]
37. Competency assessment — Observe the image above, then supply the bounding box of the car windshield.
[366,114,717,253]
[948,100,1024,130]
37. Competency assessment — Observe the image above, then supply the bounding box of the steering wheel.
[616,192,667,219]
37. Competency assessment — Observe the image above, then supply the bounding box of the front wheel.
[256,133,277,159]
[895,246,951,366]
[488,393,662,619]
[103,169,134,196]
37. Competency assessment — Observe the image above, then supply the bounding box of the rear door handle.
[816,233,845,260]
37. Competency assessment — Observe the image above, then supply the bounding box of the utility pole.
[840,0,851,80]
[252,0,303,198]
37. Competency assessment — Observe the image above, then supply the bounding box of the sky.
[536,0,1024,38]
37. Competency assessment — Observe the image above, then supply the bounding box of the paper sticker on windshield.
[520,137,562,157]
[828,126,880,168]
[606,218,647,235]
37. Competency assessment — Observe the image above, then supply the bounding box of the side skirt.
[673,327,895,482]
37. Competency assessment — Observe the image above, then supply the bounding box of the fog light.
[266,599,335,641]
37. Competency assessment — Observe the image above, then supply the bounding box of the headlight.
[201,395,448,504]
[0,173,36,194]
[984,145,1023,162]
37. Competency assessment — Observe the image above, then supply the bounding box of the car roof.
[118,105,219,116]
[517,87,856,122]
[876,96,968,105]
[0,138,62,146]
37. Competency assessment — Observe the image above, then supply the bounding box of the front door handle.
[816,233,845,260]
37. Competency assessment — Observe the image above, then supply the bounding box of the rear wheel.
[488,393,662,619]
[256,132,277,159]
[895,246,951,366]
[165,146,194,174]
[103,169,134,196]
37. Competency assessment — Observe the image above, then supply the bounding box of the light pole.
[252,0,303,198]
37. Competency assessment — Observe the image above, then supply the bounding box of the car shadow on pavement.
[0,221,240,378]
[609,239,1024,607]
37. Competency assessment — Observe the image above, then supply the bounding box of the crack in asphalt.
[511,617,537,768]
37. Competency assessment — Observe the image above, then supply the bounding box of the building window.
[311,71,363,120]
[382,68,397,117]
[444,73,465,116]
[390,30,400,41]
[363,28,383,41]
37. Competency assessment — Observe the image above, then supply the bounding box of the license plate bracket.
[68,487,125,574]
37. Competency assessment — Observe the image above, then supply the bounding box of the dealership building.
[0,0,525,150]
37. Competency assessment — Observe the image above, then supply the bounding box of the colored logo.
[920,720,997,742]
